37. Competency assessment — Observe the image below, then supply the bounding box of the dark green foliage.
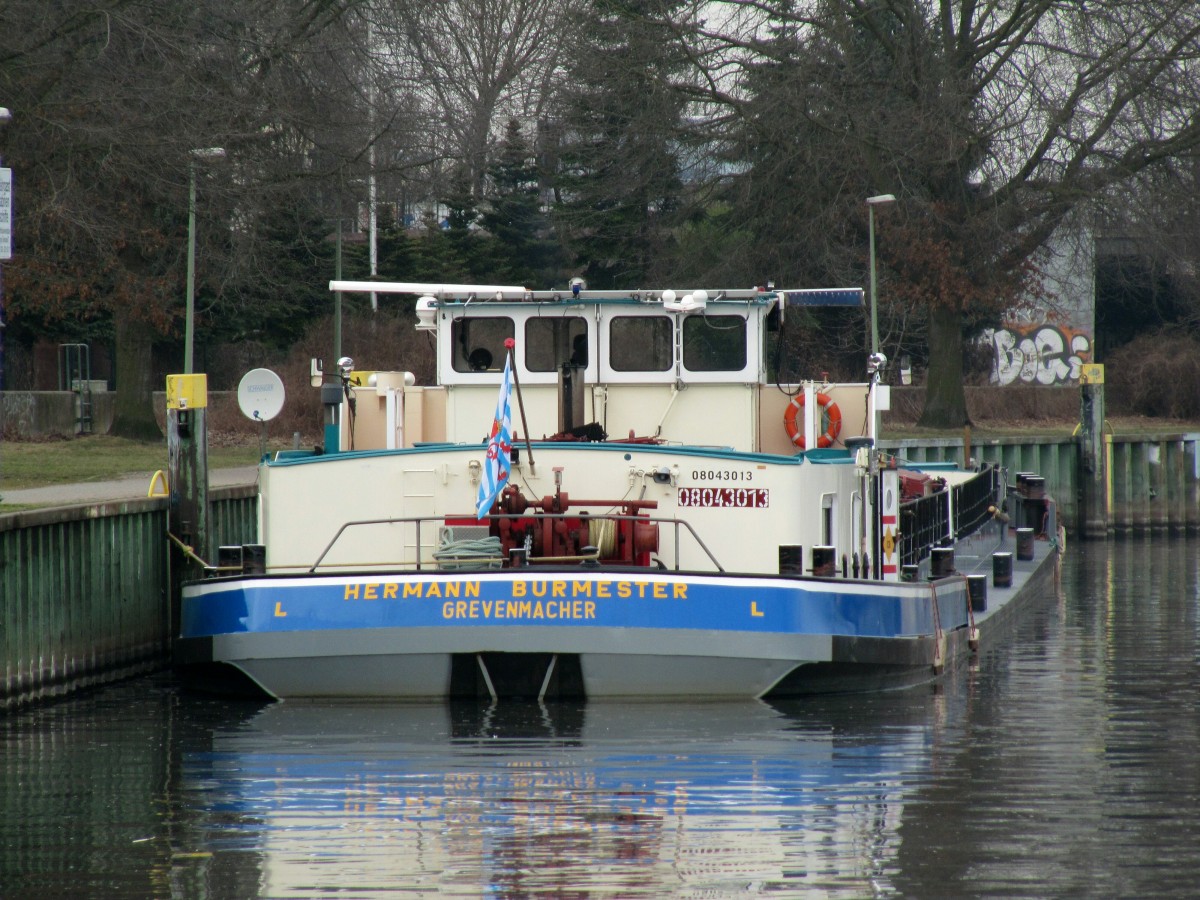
[550,0,690,289]
[1094,253,1189,360]
[408,210,473,284]
[478,120,563,288]
[205,204,341,350]
[376,224,416,282]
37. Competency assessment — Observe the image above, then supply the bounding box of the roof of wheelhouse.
[329,280,863,313]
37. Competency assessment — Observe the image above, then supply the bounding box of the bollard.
[931,547,955,578]
[217,545,244,577]
[993,551,1013,587]
[778,545,804,576]
[1016,527,1035,561]
[812,545,836,577]
[967,574,988,612]
[242,544,267,575]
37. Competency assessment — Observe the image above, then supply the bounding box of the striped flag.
[475,354,514,519]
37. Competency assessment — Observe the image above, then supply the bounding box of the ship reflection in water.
[181,694,945,898]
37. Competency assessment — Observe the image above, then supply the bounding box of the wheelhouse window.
[451,317,514,372]
[525,317,588,371]
[682,315,747,371]
[610,316,673,372]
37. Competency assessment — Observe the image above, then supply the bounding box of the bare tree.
[649,0,1200,425]
[371,0,584,201]
[0,0,378,436]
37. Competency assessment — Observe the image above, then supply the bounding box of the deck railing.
[899,464,1003,568]
[286,512,727,574]
[882,432,1200,533]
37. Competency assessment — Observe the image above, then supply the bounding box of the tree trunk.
[917,304,970,428]
[109,308,163,440]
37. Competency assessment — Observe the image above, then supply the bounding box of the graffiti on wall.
[986,323,1093,386]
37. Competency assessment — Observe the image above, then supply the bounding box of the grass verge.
[3,416,1198,495]
[1,435,270,491]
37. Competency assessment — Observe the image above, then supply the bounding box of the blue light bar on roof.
[780,289,864,307]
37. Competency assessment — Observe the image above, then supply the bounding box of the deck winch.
[490,483,659,566]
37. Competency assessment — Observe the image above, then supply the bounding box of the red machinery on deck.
[487,483,660,566]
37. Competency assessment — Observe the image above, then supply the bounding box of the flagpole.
[504,338,536,471]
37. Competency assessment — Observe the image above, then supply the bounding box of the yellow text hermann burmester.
[343,579,689,621]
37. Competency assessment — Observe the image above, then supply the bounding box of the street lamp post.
[184,147,226,374]
[864,192,896,581]
[0,107,12,392]
[866,193,896,357]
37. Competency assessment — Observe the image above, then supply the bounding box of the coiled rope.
[433,536,504,570]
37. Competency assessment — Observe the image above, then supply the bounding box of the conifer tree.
[480,120,562,287]
[550,0,690,289]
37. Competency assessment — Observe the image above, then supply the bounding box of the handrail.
[307,512,725,574]
[899,464,1001,567]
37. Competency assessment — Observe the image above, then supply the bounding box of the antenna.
[237,368,286,459]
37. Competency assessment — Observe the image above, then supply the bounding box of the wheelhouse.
[328,282,880,456]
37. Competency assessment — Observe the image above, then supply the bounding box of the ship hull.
[179,568,988,700]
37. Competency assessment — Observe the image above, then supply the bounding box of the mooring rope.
[588,518,617,558]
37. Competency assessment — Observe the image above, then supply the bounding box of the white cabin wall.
[260,449,490,572]
[260,446,866,577]
[594,384,758,448]
[445,383,759,450]
[446,384,561,443]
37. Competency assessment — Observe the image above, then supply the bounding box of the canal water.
[3,535,1198,898]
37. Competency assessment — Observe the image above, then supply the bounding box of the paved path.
[1,466,259,507]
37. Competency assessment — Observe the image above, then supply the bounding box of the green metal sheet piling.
[1112,438,1131,530]
[1,502,168,708]
[1,490,257,710]
[1149,440,1168,531]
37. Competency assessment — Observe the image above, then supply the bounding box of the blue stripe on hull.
[182,571,969,642]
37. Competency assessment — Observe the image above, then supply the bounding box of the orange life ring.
[783,392,842,449]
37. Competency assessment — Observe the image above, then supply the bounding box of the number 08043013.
[690,469,753,481]
[677,487,769,508]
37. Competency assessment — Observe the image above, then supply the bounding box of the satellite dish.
[237,368,286,422]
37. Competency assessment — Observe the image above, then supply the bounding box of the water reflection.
[180,694,955,898]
